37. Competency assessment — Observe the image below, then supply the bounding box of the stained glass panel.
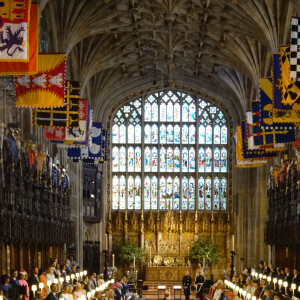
[119,176,126,209]
[174,103,181,122]
[189,148,195,172]
[152,102,158,122]
[144,147,151,172]
[151,176,158,209]
[205,177,211,210]
[167,147,173,172]
[221,126,227,144]
[174,147,180,172]
[220,178,227,210]
[182,124,189,144]
[189,125,196,144]
[160,103,166,121]
[189,177,195,210]
[205,147,212,172]
[199,125,205,144]
[145,102,151,121]
[206,125,212,144]
[159,177,166,209]
[112,124,119,143]
[128,176,134,209]
[182,176,188,210]
[144,176,151,210]
[213,177,220,210]
[214,125,220,144]
[182,147,188,172]
[221,148,227,172]
[128,125,134,143]
[152,147,158,172]
[120,146,126,172]
[198,177,205,210]
[189,103,196,122]
[135,176,141,209]
[144,124,151,144]
[112,147,119,172]
[135,147,141,171]
[174,125,180,144]
[182,102,189,122]
[128,147,134,172]
[152,124,158,143]
[167,177,173,209]
[174,177,180,210]
[167,125,174,143]
[135,125,141,143]
[167,101,173,121]
[120,124,126,143]
[214,147,220,172]
[160,147,167,172]
[160,125,167,144]
[112,176,119,209]
[198,147,205,172]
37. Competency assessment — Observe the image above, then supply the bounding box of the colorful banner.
[15,53,66,107]
[99,129,108,163]
[0,0,31,62]
[37,81,81,129]
[273,54,300,123]
[0,2,38,75]
[290,16,300,81]
[45,99,88,142]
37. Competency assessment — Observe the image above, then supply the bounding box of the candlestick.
[232,234,235,251]
[32,285,37,299]
[150,246,152,264]
[133,256,136,269]
[105,233,108,250]
[39,283,44,290]
[112,254,115,267]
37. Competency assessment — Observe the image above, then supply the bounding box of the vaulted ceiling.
[39,0,299,124]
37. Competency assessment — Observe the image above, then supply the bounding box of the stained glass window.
[111,91,228,211]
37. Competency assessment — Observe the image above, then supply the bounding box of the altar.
[146,266,192,281]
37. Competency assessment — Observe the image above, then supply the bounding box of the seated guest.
[98,274,105,287]
[39,268,47,297]
[121,276,129,297]
[80,283,87,297]
[82,276,90,293]
[237,274,246,287]
[114,282,122,300]
[60,265,67,280]
[46,267,55,293]
[258,261,264,274]
[263,262,271,276]
[93,291,101,300]
[292,268,300,298]
[275,268,281,280]
[269,264,276,278]
[273,293,282,300]
[46,283,58,300]
[245,280,253,294]
[231,276,238,285]
[60,285,70,300]
[265,289,273,300]
[279,268,286,280]
[71,265,77,275]
[88,275,96,290]
[0,274,12,300]
[73,283,82,300]
[105,289,114,300]
[68,286,74,300]
[28,267,41,300]
[252,280,262,298]
[18,270,29,300]
[259,279,270,300]
[212,280,224,300]
[10,270,20,300]
[92,274,98,289]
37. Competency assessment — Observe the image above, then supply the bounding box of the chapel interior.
[1,0,300,299]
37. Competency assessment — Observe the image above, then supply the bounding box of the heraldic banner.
[0,2,38,75]
[15,53,66,108]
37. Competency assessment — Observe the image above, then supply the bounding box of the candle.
[47,281,51,287]
[59,278,64,284]
[87,292,91,299]
[133,256,136,268]
[105,234,108,250]
[150,246,152,262]
[112,254,115,267]
[232,235,235,251]
[32,285,37,298]
[39,283,44,290]
[83,270,87,276]
[54,279,58,284]
[203,257,205,267]
[188,246,189,257]
[292,283,296,295]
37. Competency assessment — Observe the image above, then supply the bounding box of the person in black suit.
[50,260,58,279]
[182,271,192,300]
[10,270,21,300]
[82,276,90,293]
[64,260,72,276]
[282,267,293,297]
[195,271,205,300]
[263,262,271,276]
[292,268,300,297]
[28,267,40,300]
[114,282,122,300]
[46,283,58,300]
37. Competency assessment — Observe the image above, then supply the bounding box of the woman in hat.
[18,270,29,300]
[0,274,12,300]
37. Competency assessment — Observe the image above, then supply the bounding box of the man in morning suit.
[46,283,58,300]
[182,270,193,300]
[28,267,40,300]
[195,271,205,300]
[10,270,21,300]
